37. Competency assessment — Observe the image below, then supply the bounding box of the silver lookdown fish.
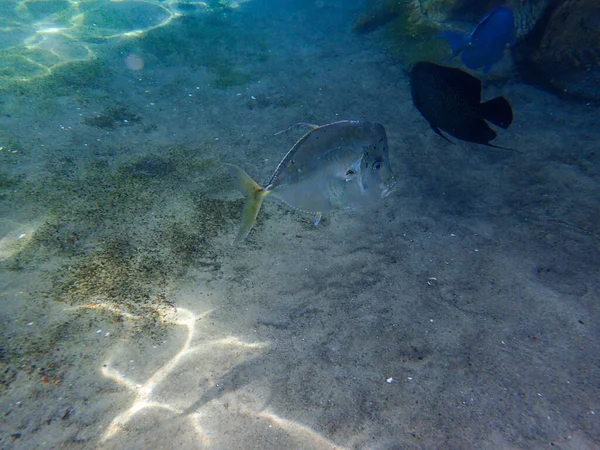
[223,120,396,244]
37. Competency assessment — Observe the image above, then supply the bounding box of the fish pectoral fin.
[438,31,470,54]
[313,213,322,227]
[222,163,269,245]
[344,156,363,182]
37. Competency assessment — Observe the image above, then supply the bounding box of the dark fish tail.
[481,96,513,129]
[222,163,269,245]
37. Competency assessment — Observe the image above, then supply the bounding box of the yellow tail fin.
[222,163,269,245]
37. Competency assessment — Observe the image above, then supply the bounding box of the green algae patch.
[134,14,267,89]
[212,63,255,90]
[4,145,240,321]
[0,171,23,191]
[84,106,142,129]
[3,58,113,99]
[52,234,170,310]
[384,9,448,67]
[352,0,448,67]
[44,196,242,318]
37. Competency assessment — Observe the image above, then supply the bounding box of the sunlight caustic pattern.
[97,304,343,448]
[99,306,267,445]
[0,0,246,85]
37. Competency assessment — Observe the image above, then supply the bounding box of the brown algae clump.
[6,145,240,322]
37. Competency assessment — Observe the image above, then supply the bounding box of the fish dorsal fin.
[267,127,316,185]
[269,123,323,183]
[440,65,482,103]
[471,6,514,42]
[471,6,503,39]
[274,122,319,136]
[471,10,494,39]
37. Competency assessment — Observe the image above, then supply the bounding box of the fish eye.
[372,161,382,171]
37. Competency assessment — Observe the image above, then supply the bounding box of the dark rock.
[514,0,600,100]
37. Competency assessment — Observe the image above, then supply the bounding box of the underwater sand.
[0,0,599,449]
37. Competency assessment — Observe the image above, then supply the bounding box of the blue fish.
[439,5,515,72]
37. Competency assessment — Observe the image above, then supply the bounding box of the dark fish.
[224,121,396,244]
[410,61,513,148]
[439,5,516,72]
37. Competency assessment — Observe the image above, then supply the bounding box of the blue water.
[0,1,598,448]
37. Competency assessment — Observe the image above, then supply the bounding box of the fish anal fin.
[484,142,522,153]
[432,126,455,145]
[222,163,269,245]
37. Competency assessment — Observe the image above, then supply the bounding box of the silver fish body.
[224,120,395,244]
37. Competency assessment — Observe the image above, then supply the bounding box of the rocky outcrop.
[514,0,600,100]
[353,0,600,99]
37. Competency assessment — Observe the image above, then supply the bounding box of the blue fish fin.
[438,31,470,55]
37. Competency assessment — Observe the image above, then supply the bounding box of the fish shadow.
[180,356,275,416]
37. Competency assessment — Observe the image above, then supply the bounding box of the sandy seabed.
[0,1,599,449]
